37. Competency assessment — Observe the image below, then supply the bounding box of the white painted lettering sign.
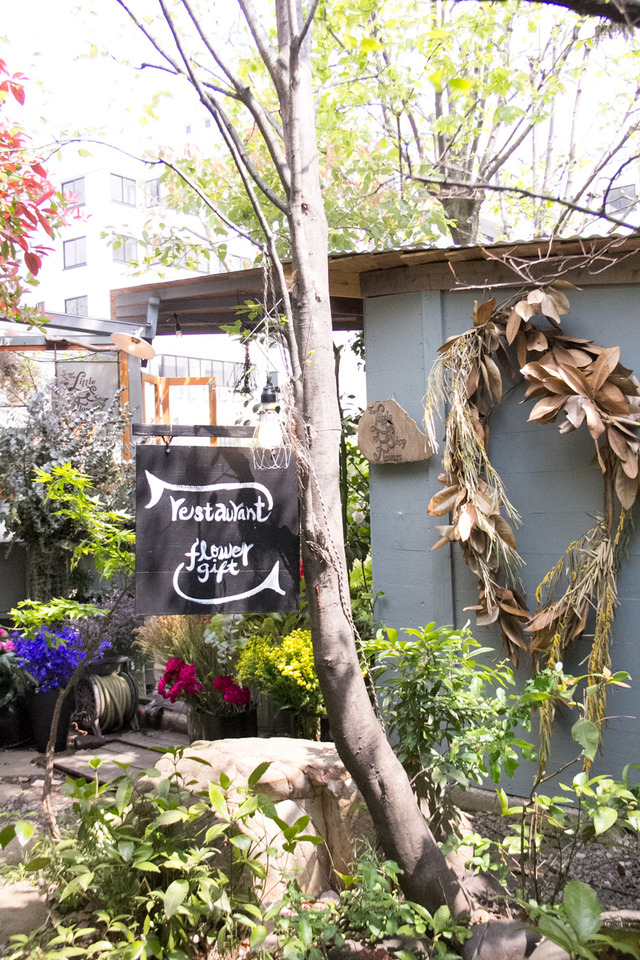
[135,446,299,614]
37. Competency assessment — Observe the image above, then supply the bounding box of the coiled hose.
[75,672,137,734]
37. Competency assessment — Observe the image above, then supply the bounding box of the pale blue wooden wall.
[364,284,640,789]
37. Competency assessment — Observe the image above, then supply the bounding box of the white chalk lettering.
[183,538,254,584]
[172,560,286,605]
[145,471,273,521]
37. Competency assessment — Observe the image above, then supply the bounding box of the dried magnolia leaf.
[540,377,572,397]
[525,599,569,633]
[475,488,497,514]
[527,329,548,353]
[525,385,549,401]
[484,355,503,401]
[590,345,621,392]
[521,360,551,381]
[499,613,527,656]
[528,394,566,423]
[515,300,537,321]
[499,601,530,620]
[435,524,455,538]
[428,485,461,516]
[564,348,593,368]
[540,294,562,325]
[607,426,632,460]
[473,298,496,327]
[615,465,639,510]
[621,452,639,480]
[567,605,590,642]
[528,626,556,653]
[457,503,477,542]
[609,372,640,396]
[466,364,480,399]
[437,332,468,355]
[476,605,500,627]
[493,514,517,549]
[557,362,590,396]
[516,332,528,370]
[527,288,545,305]
[582,399,605,440]
[595,381,629,416]
[547,285,571,311]
[506,309,522,345]
[468,526,487,553]
[564,395,586,429]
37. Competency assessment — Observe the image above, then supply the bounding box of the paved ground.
[0,723,191,950]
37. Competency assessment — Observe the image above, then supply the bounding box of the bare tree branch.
[461,0,640,27]
[179,0,291,198]
[296,0,322,51]
[412,172,640,231]
[237,0,285,94]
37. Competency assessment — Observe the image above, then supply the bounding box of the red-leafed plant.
[0,60,65,322]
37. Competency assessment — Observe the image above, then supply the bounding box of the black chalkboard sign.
[135,446,299,615]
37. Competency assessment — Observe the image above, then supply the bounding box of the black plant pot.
[26,687,75,753]
[0,698,32,748]
[188,706,258,743]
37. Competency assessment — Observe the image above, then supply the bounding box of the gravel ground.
[469,807,640,912]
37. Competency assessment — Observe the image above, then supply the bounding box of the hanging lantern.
[252,375,291,469]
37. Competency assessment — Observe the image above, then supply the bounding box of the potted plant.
[0,629,33,747]
[157,656,256,741]
[235,628,324,740]
[11,625,112,752]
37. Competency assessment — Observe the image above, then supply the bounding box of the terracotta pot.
[188,706,258,743]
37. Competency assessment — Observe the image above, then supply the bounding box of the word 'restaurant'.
[170,495,271,523]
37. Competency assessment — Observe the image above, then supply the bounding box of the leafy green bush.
[6,753,320,960]
[365,622,537,835]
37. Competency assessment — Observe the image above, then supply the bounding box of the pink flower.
[158,659,202,703]
[0,639,15,652]
[224,685,251,707]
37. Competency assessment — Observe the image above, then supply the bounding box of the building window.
[185,124,191,134]
[605,184,637,215]
[65,295,88,316]
[113,236,137,263]
[63,237,87,269]
[62,176,85,206]
[111,173,136,206]
[146,178,161,206]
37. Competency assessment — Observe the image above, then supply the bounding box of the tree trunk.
[440,195,483,246]
[276,1,471,918]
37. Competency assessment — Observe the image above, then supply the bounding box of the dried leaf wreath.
[424,286,639,764]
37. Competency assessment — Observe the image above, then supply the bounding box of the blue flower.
[12,628,112,693]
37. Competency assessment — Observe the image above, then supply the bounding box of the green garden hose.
[75,672,137,735]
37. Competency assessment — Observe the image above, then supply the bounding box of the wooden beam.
[360,250,640,297]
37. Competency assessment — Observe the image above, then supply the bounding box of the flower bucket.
[0,698,31,748]
[188,706,258,743]
[26,687,75,753]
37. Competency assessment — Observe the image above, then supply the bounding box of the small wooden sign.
[358,398,432,464]
[135,445,299,615]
